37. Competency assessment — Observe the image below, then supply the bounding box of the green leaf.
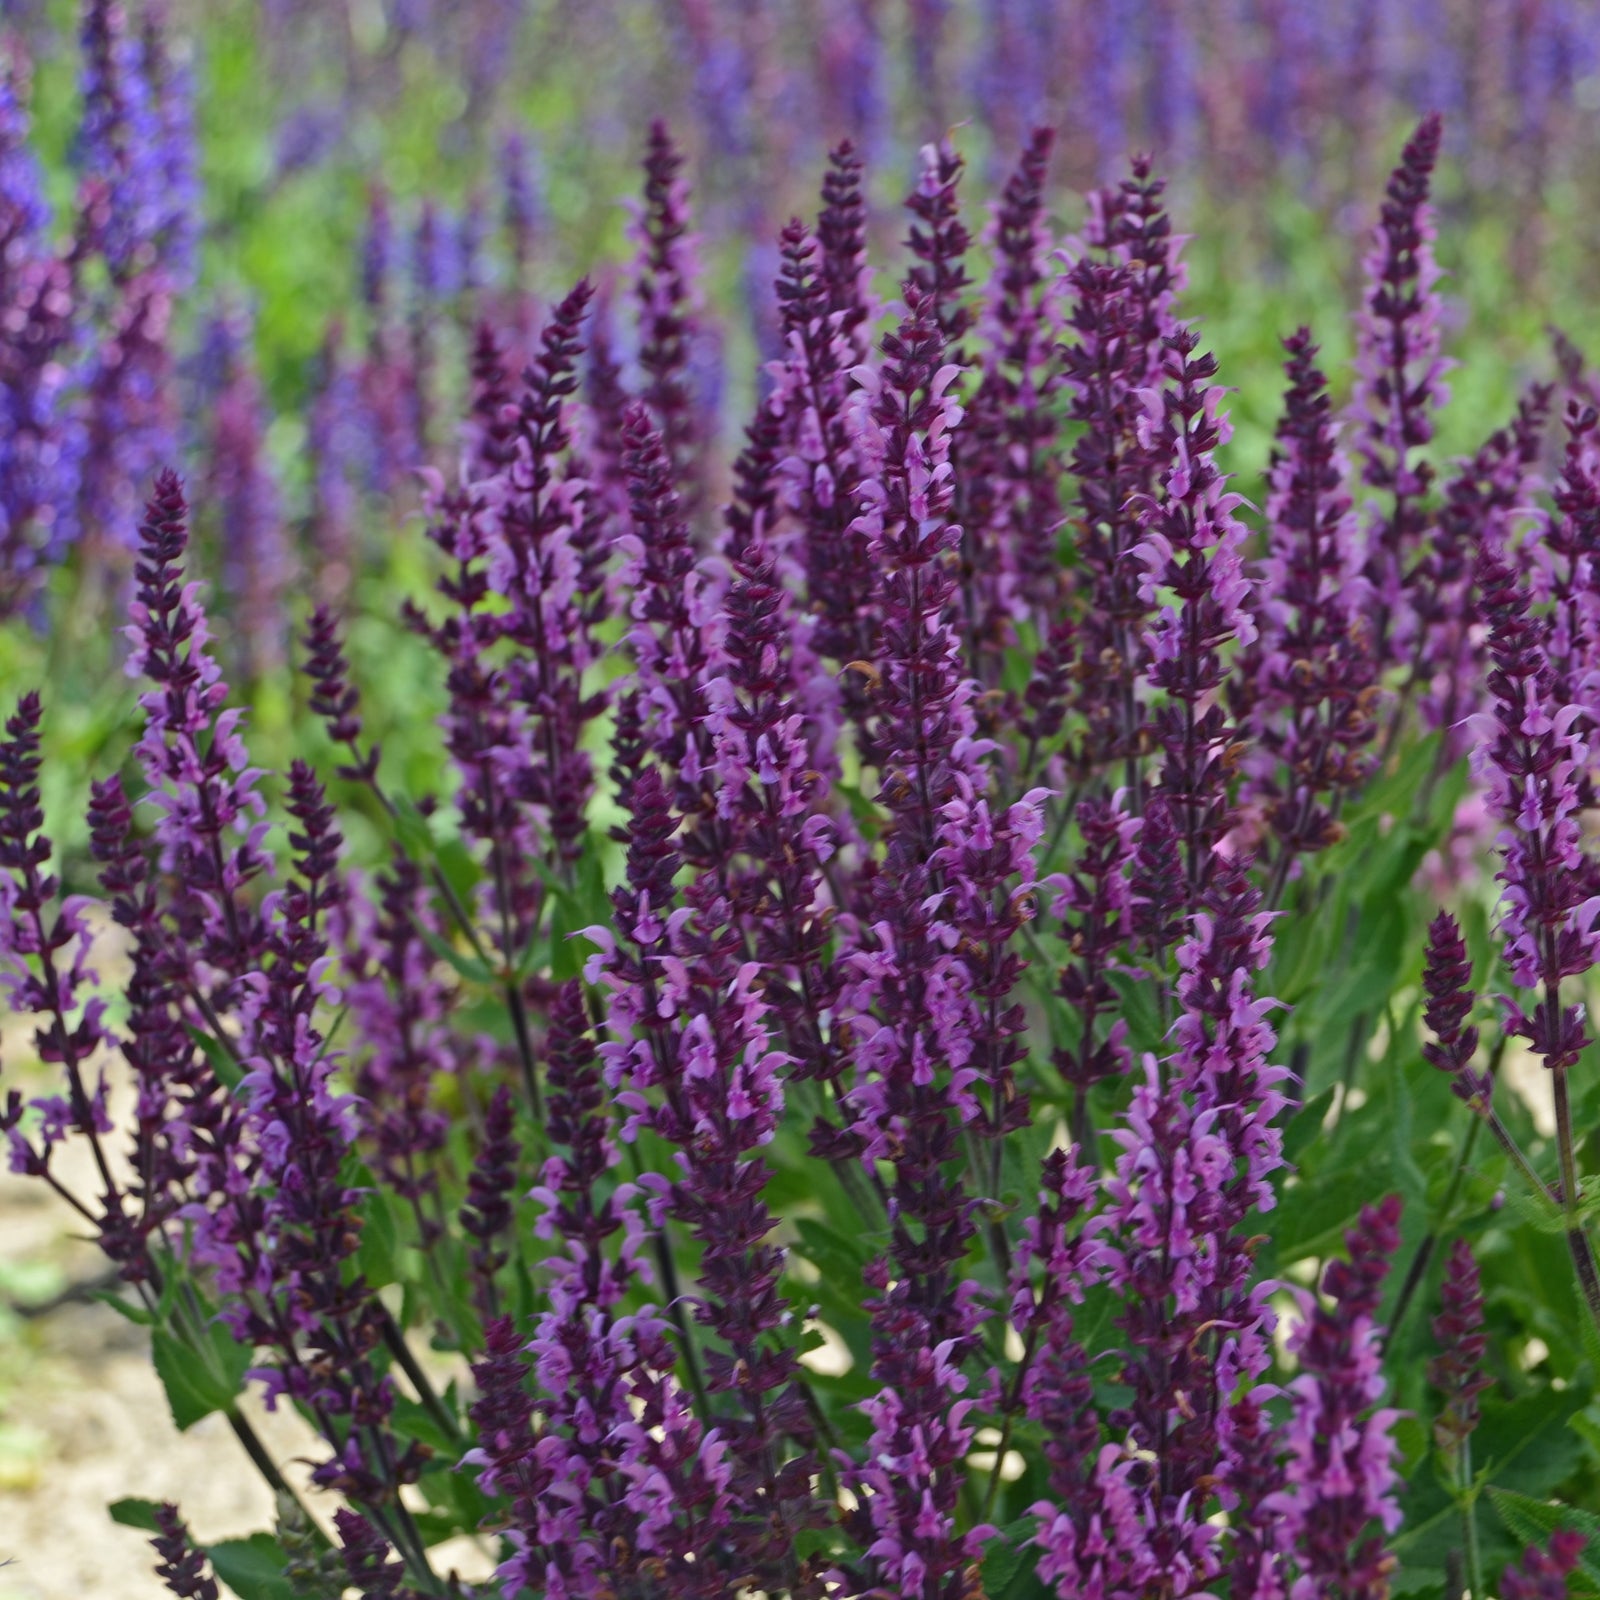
[108,1497,163,1532]
[90,1288,155,1326]
[356,1182,401,1290]
[981,1517,1046,1599]
[1489,1489,1600,1588]
[416,922,496,985]
[204,1533,296,1600]
[151,1320,250,1432]
[391,792,438,866]
[186,1023,244,1091]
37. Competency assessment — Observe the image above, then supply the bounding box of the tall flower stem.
[1553,1068,1600,1335]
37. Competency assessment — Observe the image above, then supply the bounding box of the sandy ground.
[0,1171,302,1600]
[0,918,493,1600]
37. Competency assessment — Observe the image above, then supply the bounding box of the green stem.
[1460,1435,1483,1600]
[1478,1104,1559,1212]
[379,1306,464,1447]
[1553,1068,1600,1337]
[1385,1113,1484,1351]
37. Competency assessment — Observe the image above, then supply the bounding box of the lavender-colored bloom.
[0,51,48,249]
[195,306,290,682]
[1474,529,1597,1069]
[1059,155,1183,784]
[1428,1236,1492,1461]
[1009,1148,1110,1586]
[87,770,207,1279]
[1241,330,1377,888]
[459,1083,520,1320]
[305,322,367,603]
[1076,858,1288,1598]
[617,401,719,815]
[0,58,82,614]
[1130,329,1256,900]
[1051,795,1138,1137]
[337,848,456,1215]
[968,127,1062,624]
[123,471,271,990]
[830,287,998,1598]
[333,1509,418,1600]
[137,6,199,288]
[707,409,846,1116]
[630,120,704,514]
[0,693,115,1191]
[1421,909,1490,1104]
[1352,114,1449,651]
[1268,1194,1404,1600]
[516,957,731,1591]
[1535,401,1600,721]
[76,0,165,281]
[1501,1531,1588,1600]
[149,1503,219,1600]
[78,272,176,555]
[769,214,874,759]
[904,138,974,355]
[1413,385,1552,748]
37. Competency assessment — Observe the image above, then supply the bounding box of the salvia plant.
[12,65,1600,1600]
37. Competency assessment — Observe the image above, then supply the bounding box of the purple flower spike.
[149,1503,219,1600]
[0,692,115,1192]
[1412,386,1552,746]
[769,217,874,757]
[1270,1194,1405,1600]
[631,120,704,514]
[459,1084,521,1320]
[1428,1237,1492,1460]
[197,306,290,682]
[1475,533,1597,1071]
[1353,113,1449,652]
[1421,910,1489,1104]
[1059,154,1184,783]
[904,137,974,354]
[817,140,874,366]
[1130,328,1256,900]
[830,285,1014,1599]
[0,51,82,617]
[618,400,718,821]
[1091,856,1288,1597]
[124,471,271,989]
[972,127,1062,622]
[1243,329,1377,888]
[1500,1532,1587,1600]
[1052,795,1139,1121]
[333,1510,417,1600]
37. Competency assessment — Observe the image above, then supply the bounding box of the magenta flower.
[1269,1194,1404,1600]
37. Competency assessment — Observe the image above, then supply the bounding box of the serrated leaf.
[151,1321,250,1432]
[205,1533,296,1600]
[1489,1488,1600,1588]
